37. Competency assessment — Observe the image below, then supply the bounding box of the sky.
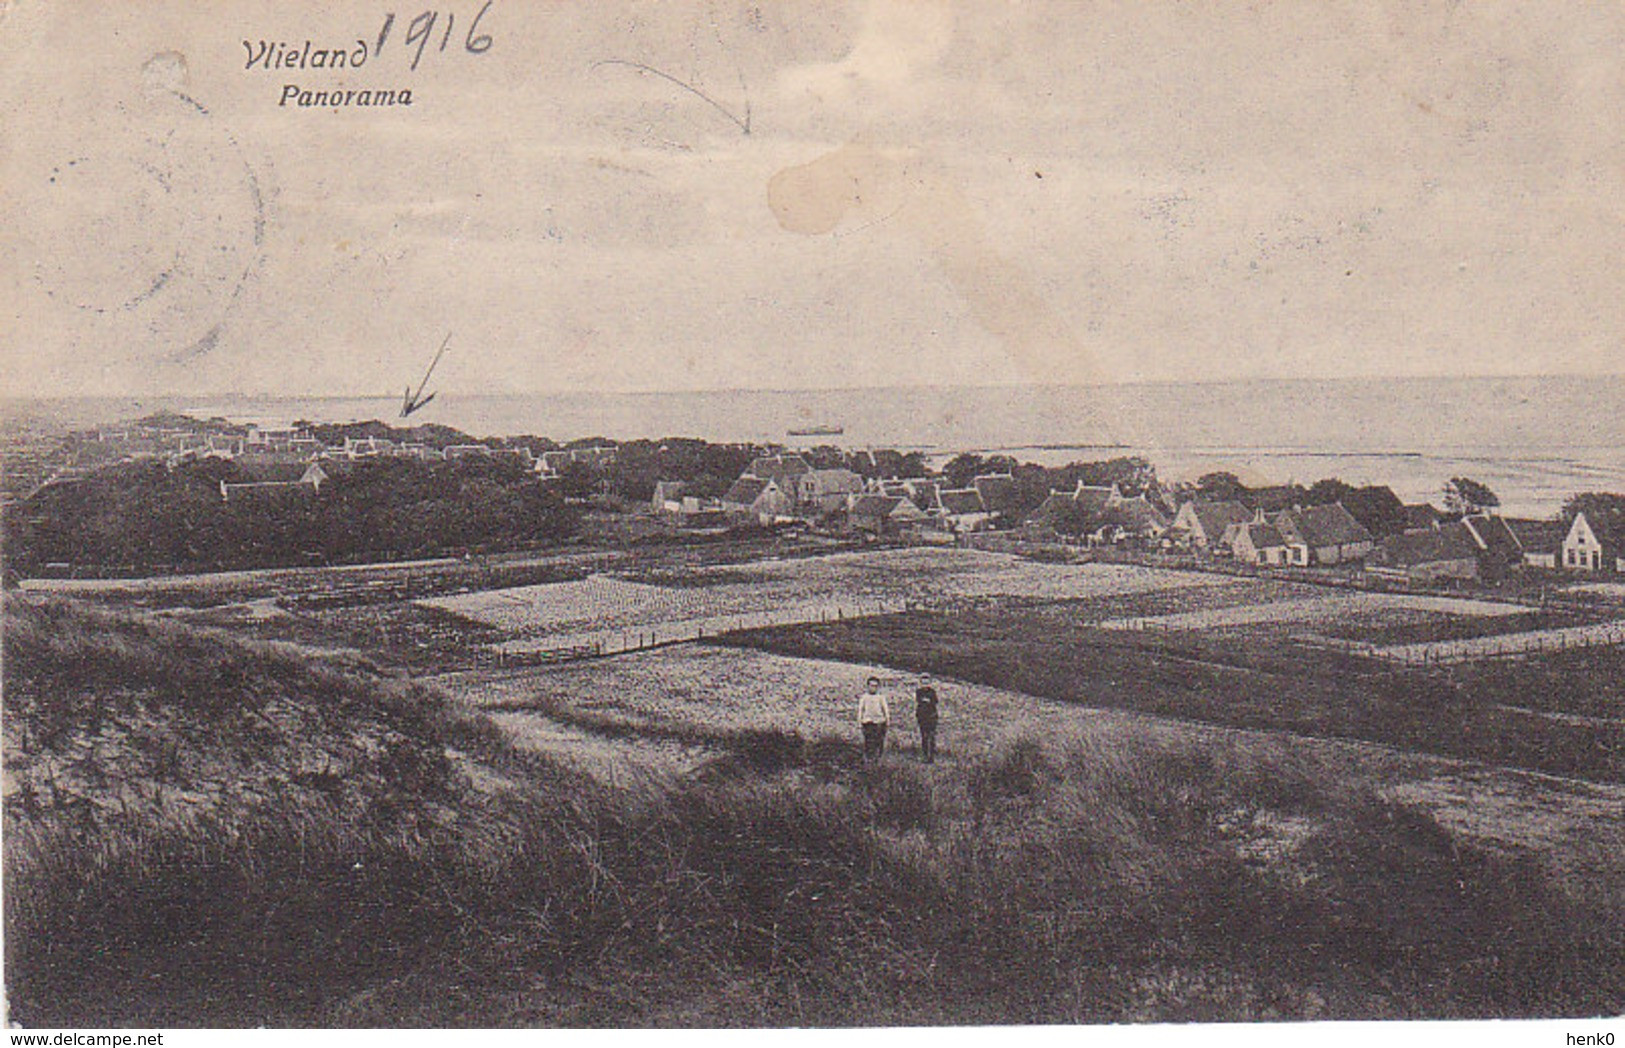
[2,0,1623,397]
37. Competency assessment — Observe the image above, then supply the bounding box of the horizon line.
[5,369,1625,402]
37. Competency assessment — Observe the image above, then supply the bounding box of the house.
[1266,502,1374,565]
[1072,482,1122,519]
[721,476,792,522]
[491,446,535,468]
[1231,522,1289,565]
[903,478,942,511]
[1247,485,1303,513]
[796,468,865,515]
[1402,503,1445,531]
[745,454,812,490]
[1093,496,1171,547]
[972,473,1019,518]
[1368,521,1483,584]
[1504,517,1565,569]
[1262,512,1312,566]
[1461,514,1524,580]
[1024,482,1121,538]
[568,445,618,470]
[934,488,991,532]
[652,480,688,514]
[849,494,928,534]
[1171,500,1253,553]
[444,444,493,460]
[536,446,617,474]
[234,448,318,469]
[1561,511,1620,573]
[340,436,396,459]
[245,424,304,447]
[1339,485,1408,539]
[205,434,246,457]
[1300,502,1375,564]
[219,461,328,502]
[395,442,444,461]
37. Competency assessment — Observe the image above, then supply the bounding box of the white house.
[1561,511,1618,573]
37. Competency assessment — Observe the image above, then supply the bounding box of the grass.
[13,723,1619,1025]
[717,609,1625,783]
[6,597,1621,1025]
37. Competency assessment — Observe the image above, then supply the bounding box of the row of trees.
[6,456,579,573]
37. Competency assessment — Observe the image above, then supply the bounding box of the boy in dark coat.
[915,674,940,764]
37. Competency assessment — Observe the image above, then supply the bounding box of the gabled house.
[1263,511,1312,566]
[1025,482,1123,538]
[1337,485,1407,539]
[1072,482,1122,519]
[1263,502,1373,566]
[935,488,991,532]
[903,478,942,511]
[1368,521,1482,583]
[745,454,812,491]
[219,461,328,502]
[568,445,619,470]
[1231,522,1289,565]
[972,473,1019,518]
[722,476,792,523]
[1461,514,1524,580]
[1248,485,1303,513]
[1093,496,1171,547]
[1561,511,1620,573]
[233,449,319,473]
[245,424,304,446]
[1171,500,1253,553]
[849,494,927,535]
[1403,502,1445,531]
[796,468,865,515]
[1504,517,1565,570]
[1293,502,1375,565]
[205,434,246,458]
[652,480,688,514]
[340,436,396,459]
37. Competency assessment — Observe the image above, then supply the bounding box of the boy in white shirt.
[856,676,890,762]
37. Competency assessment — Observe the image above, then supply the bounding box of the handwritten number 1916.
[377,1,493,70]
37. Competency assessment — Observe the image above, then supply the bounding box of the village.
[12,411,1623,593]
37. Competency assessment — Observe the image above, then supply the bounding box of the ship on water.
[787,423,844,437]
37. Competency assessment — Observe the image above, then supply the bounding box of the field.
[10,546,1625,1024]
[420,549,1225,636]
[1095,591,1528,631]
[718,604,1624,782]
[436,645,1625,915]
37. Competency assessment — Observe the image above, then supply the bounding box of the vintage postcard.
[2,0,1622,1037]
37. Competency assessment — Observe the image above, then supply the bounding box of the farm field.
[1372,619,1625,665]
[432,644,1625,926]
[1095,591,1528,632]
[420,549,1234,646]
[720,607,1625,782]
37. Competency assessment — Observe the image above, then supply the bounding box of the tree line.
[6,455,579,574]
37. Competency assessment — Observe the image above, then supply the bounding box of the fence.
[478,598,914,667]
[1369,621,1625,667]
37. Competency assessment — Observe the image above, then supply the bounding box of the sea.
[8,374,1625,519]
